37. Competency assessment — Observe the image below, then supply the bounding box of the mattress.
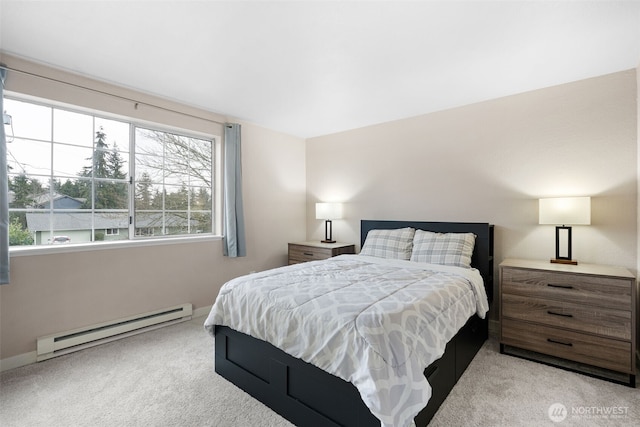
[205,255,488,427]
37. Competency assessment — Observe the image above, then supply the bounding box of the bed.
[205,220,494,427]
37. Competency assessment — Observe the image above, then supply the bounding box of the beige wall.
[307,70,638,307]
[0,55,307,360]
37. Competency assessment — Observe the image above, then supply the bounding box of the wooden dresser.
[288,241,356,265]
[499,258,637,387]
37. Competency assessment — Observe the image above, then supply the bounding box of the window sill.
[9,234,223,257]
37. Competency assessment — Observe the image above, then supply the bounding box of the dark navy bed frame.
[214,220,494,426]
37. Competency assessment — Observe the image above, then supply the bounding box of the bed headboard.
[360,220,495,301]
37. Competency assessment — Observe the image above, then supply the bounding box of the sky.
[4,97,130,184]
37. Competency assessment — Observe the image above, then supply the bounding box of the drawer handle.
[547,338,573,347]
[547,310,573,318]
[547,283,574,290]
[303,252,314,256]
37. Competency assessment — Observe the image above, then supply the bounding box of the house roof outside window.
[26,212,193,232]
[31,192,86,210]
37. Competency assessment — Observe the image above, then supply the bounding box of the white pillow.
[410,229,476,268]
[360,227,415,260]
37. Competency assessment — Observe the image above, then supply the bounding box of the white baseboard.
[0,351,37,372]
[1,304,213,373]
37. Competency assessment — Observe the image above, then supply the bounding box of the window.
[134,128,213,236]
[4,96,217,247]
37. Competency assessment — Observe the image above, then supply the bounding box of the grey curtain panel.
[1,66,9,284]
[223,123,246,257]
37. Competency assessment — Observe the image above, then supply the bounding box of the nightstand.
[499,258,637,387]
[288,241,356,265]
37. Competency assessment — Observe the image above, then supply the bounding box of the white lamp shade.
[316,202,343,220]
[539,197,591,225]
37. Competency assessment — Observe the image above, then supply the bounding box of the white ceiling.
[2,1,640,138]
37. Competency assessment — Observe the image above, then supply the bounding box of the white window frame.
[5,93,222,253]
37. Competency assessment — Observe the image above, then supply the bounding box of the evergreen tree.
[135,172,153,210]
[108,142,126,179]
[196,187,211,210]
[151,189,164,210]
[9,174,41,209]
[8,174,44,228]
[82,127,109,179]
[56,178,84,199]
[165,185,189,211]
[79,128,128,209]
[191,187,212,233]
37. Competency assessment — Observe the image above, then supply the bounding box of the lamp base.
[550,258,578,265]
[321,239,336,244]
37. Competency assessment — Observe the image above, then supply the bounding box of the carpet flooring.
[1,317,638,426]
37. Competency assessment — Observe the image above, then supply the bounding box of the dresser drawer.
[501,267,632,309]
[288,243,355,265]
[288,245,333,263]
[502,319,632,373]
[502,294,631,340]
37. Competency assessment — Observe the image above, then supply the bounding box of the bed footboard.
[214,314,487,427]
[215,324,378,426]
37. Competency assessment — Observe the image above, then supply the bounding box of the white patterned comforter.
[204,255,489,427]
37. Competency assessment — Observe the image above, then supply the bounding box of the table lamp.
[316,202,342,243]
[539,196,591,265]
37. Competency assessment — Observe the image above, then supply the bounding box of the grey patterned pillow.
[360,227,415,260]
[410,229,476,268]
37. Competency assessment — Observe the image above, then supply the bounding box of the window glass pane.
[190,170,212,188]
[51,177,91,210]
[44,189,91,210]
[187,176,210,189]
[23,211,50,246]
[135,156,164,183]
[93,120,128,179]
[4,98,52,141]
[163,213,189,235]
[93,213,129,242]
[95,117,130,151]
[191,186,212,211]
[135,129,164,156]
[135,211,162,233]
[9,174,44,209]
[135,180,161,211]
[53,109,93,146]
[135,212,190,236]
[164,172,188,187]
[191,212,212,234]
[9,212,35,246]
[92,180,129,210]
[53,144,91,178]
[47,210,90,245]
[133,127,213,239]
[6,139,51,177]
[188,138,213,184]
[163,185,189,210]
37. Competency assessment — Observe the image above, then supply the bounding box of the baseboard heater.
[36,303,192,361]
